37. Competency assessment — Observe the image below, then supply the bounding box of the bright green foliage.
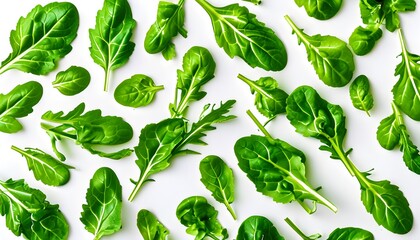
[196,0,287,71]
[238,74,288,119]
[144,0,187,60]
[0,2,79,75]
[114,74,164,108]
[0,179,68,239]
[285,16,354,87]
[170,46,216,118]
[137,209,169,240]
[234,111,337,214]
[327,227,374,240]
[128,100,236,202]
[11,146,73,186]
[0,81,43,133]
[80,167,122,240]
[377,103,420,174]
[237,216,284,240]
[53,66,91,96]
[41,103,133,160]
[89,0,136,91]
[286,86,413,234]
[242,0,261,5]
[285,217,373,240]
[294,0,342,20]
[176,196,228,240]
[393,29,420,121]
[349,0,416,55]
[199,155,236,219]
[349,75,374,116]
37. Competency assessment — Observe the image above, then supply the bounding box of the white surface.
[0,0,419,239]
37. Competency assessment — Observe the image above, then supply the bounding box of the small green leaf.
[11,146,73,186]
[349,75,374,116]
[237,216,284,240]
[349,25,383,56]
[137,209,169,240]
[242,0,261,5]
[199,155,236,219]
[114,74,164,108]
[294,0,342,20]
[327,227,374,240]
[53,66,91,96]
[80,167,122,240]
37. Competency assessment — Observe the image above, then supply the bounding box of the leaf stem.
[284,15,308,46]
[104,66,111,92]
[224,201,237,220]
[284,217,321,240]
[246,110,273,139]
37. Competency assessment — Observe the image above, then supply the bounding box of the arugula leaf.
[285,16,354,87]
[393,28,420,121]
[199,155,236,219]
[238,74,288,120]
[0,179,68,239]
[176,196,228,240]
[349,75,374,116]
[294,0,342,20]
[0,81,43,133]
[89,0,136,91]
[137,209,169,240]
[377,102,420,174]
[41,103,133,160]
[349,25,383,56]
[114,74,164,108]
[11,146,74,186]
[170,46,216,118]
[52,66,91,96]
[0,2,79,75]
[196,0,287,71]
[144,0,187,60]
[286,86,413,234]
[237,216,284,240]
[80,167,122,240]
[383,0,416,32]
[235,110,337,214]
[128,100,236,202]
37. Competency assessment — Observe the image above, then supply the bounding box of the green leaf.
[144,0,187,60]
[294,0,342,20]
[376,113,401,150]
[349,25,383,56]
[234,135,337,213]
[349,75,374,116]
[128,118,186,202]
[199,155,236,219]
[0,179,68,239]
[0,81,43,133]
[284,217,321,240]
[0,2,79,75]
[170,46,216,118]
[80,167,122,240]
[360,0,383,24]
[114,74,164,108]
[285,16,355,87]
[137,209,169,240]
[383,0,416,32]
[11,146,73,186]
[237,216,284,240]
[242,0,261,5]
[393,29,420,121]
[238,74,288,119]
[327,227,374,240]
[41,103,134,160]
[196,0,287,71]
[286,86,413,234]
[52,66,91,96]
[176,196,228,240]
[89,0,136,91]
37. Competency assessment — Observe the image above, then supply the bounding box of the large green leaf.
[137,209,169,240]
[285,16,354,87]
[80,167,122,240]
[144,0,187,60]
[0,2,79,75]
[199,155,236,219]
[294,0,342,20]
[0,81,43,133]
[327,227,374,240]
[11,146,73,186]
[237,216,284,240]
[196,0,287,71]
[89,0,136,91]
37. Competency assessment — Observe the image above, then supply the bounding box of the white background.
[0,0,419,239]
